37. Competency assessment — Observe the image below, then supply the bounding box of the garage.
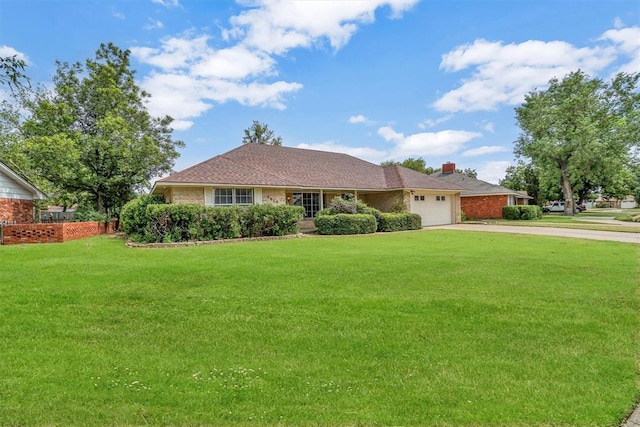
[410,192,453,226]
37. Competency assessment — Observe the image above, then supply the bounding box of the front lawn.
[1,231,638,426]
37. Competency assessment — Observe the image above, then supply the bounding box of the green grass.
[1,231,638,426]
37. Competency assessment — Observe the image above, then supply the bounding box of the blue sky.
[1,0,638,183]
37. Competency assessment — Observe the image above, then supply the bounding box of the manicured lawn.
[1,231,638,426]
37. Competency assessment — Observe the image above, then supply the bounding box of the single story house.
[431,162,531,219]
[0,161,47,225]
[151,144,464,227]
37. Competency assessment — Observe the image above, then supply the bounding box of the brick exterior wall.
[262,188,286,205]
[1,221,112,245]
[461,195,509,219]
[0,198,34,224]
[169,187,205,205]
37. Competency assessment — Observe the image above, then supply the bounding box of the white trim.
[0,162,47,200]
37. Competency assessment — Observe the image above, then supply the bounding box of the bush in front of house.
[239,205,305,237]
[320,196,384,230]
[146,204,242,243]
[378,213,422,232]
[502,205,542,220]
[126,203,306,243]
[315,213,377,235]
[120,194,166,240]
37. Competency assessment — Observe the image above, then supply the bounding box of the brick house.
[0,161,47,225]
[151,144,464,227]
[431,163,531,219]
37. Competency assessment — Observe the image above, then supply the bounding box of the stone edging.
[126,233,307,248]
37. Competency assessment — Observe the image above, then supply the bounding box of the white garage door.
[410,193,452,226]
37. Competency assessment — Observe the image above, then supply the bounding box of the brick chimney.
[442,162,456,174]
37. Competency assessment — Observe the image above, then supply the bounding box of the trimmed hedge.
[123,202,305,243]
[240,204,305,237]
[378,213,422,232]
[502,205,542,220]
[315,213,377,235]
[146,204,242,243]
[120,195,165,241]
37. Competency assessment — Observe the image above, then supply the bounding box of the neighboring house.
[589,195,637,209]
[431,163,531,219]
[0,161,47,225]
[151,144,464,226]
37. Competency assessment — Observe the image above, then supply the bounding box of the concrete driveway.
[430,223,640,244]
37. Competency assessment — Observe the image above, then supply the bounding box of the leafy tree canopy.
[514,70,640,214]
[19,42,184,214]
[0,55,30,93]
[242,120,283,146]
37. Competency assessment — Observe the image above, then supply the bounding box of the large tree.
[21,43,183,215]
[242,120,283,146]
[514,70,640,215]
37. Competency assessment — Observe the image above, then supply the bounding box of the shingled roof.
[430,170,531,198]
[156,144,462,192]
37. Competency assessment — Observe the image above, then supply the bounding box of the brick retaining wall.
[1,221,113,245]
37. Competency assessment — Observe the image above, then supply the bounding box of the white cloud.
[229,0,419,54]
[434,36,622,112]
[348,114,373,125]
[599,26,640,75]
[418,114,453,129]
[378,126,482,158]
[132,1,418,124]
[0,45,29,63]
[112,11,125,20]
[477,161,512,184]
[478,121,494,133]
[295,141,388,164]
[152,0,180,7]
[144,19,164,30]
[462,145,509,157]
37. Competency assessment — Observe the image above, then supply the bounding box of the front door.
[292,192,321,218]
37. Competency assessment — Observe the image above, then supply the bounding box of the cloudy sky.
[1,0,638,183]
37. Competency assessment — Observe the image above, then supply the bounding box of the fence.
[1,221,114,245]
[40,211,75,223]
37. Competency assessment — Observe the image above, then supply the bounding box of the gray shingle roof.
[157,144,462,191]
[430,171,531,198]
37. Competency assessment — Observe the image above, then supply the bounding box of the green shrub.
[120,195,165,240]
[240,205,305,237]
[145,204,242,243]
[315,213,377,235]
[378,213,422,232]
[502,205,542,220]
[324,196,383,230]
[72,204,107,223]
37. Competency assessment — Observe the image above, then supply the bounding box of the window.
[235,188,253,205]
[414,195,420,201]
[436,195,446,201]
[215,189,233,205]
[214,188,253,205]
[420,195,425,201]
[414,195,426,201]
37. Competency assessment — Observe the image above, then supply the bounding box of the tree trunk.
[560,166,574,216]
